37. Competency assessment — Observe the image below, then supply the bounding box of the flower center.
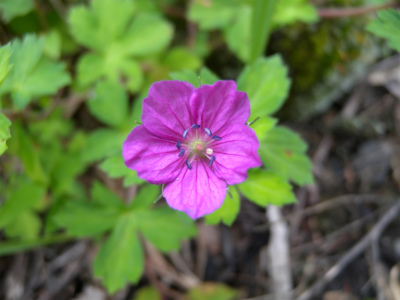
[175,124,222,170]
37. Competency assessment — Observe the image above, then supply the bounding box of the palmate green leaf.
[0,34,70,110]
[129,184,160,209]
[188,0,240,30]
[0,113,11,156]
[81,128,126,163]
[258,126,313,185]
[205,187,240,226]
[88,81,129,128]
[163,47,202,72]
[237,55,291,119]
[136,206,197,252]
[4,211,41,240]
[367,9,400,52]
[100,155,144,187]
[187,283,238,300]
[69,0,172,91]
[0,43,13,85]
[272,0,318,28]
[53,182,123,237]
[94,212,144,293]
[8,122,48,184]
[169,67,219,87]
[239,169,296,207]
[0,180,46,228]
[251,116,277,140]
[0,0,34,22]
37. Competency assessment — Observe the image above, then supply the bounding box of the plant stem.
[318,3,396,19]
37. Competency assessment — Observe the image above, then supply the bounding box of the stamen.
[206,148,213,155]
[179,149,185,157]
[204,127,212,136]
[191,124,200,129]
[176,140,181,149]
[209,156,216,166]
[212,135,221,141]
[182,129,189,138]
[186,160,192,170]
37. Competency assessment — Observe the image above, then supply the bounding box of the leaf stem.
[318,3,396,19]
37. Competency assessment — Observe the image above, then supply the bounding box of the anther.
[209,156,216,167]
[206,148,213,155]
[204,127,212,136]
[176,140,181,149]
[212,135,221,141]
[186,160,192,170]
[178,149,185,157]
[182,129,189,138]
[191,124,200,129]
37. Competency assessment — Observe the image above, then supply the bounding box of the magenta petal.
[122,125,183,184]
[142,81,195,140]
[212,124,262,185]
[190,81,250,133]
[163,160,227,219]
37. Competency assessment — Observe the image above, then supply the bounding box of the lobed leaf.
[367,9,400,52]
[205,187,240,226]
[239,169,296,207]
[258,126,313,185]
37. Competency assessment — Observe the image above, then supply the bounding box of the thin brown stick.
[318,3,396,19]
[296,199,400,300]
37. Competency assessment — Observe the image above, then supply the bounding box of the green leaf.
[133,286,161,300]
[0,43,13,85]
[258,126,313,185]
[237,55,291,119]
[367,9,400,52]
[0,34,70,109]
[169,67,219,88]
[94,212,144,293]
[53,182,123,237]
[69,0,172,90]
[43,30,62,60]
[205,187,240,226]
[163,47,201,71]
[87,81,129,128]
[251,116,277,140]
[0,0,34,22]
[8,122,48,184]
[100,155,144,187]
[188,0,239,30]
[130,184,160,209]
[272,0,318,28]
[187,283,238,300]
[81,129,126,163]
[239,169,296,207]
[0,181,46,228]
[136,207,197,252]
[4,211,41,240]
[53,200,121,237]
[0,113,11,156]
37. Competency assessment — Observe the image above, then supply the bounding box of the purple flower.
[123,80,261,219]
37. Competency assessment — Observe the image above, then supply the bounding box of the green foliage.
[367,9,400,52]
[0,0,34,22]
[187,283,238,300]
[0,34,70,110]
[205,187,240,226]
[69,0,173,91]
[170,67,219,87]
[239,169,296,207]
[0,179,46,239]
[273,0,318,28]
[100,155,144,187]
[258,126,313,185]
[133,286,161,300]
[237,55,291,119]
[0,113,11,156]
[54,183,196,292]
[0,43,13,85]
